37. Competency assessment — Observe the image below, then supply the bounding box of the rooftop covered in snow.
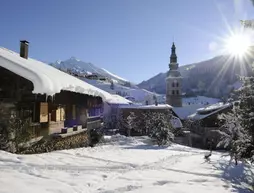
[107,94,133,105]
[0,47,114,101]
[187,102,232,120]
[173,104,205,120]
[119,104,172,109]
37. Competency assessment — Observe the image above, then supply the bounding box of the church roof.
[167,70,182,78]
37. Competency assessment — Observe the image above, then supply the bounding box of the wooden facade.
[0,66,103,137]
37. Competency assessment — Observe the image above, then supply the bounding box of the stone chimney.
[20,40,29,59]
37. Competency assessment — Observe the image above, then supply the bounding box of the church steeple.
[170,42,177,64]
[169,42,178,70]
[166,42,182,107]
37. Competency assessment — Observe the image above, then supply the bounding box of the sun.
[224,34,251,57]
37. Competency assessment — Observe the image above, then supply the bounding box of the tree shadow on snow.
[213,159,254,193]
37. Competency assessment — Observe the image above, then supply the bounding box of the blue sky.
[1,0,254,83]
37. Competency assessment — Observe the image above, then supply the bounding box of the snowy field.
[0,135,253,193]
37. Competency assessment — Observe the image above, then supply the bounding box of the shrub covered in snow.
[126,112,138,136]
[116,110,141,136]
[88,128,104,147]
[0,103,33,153]
[115,109,174,145]
[143,110,174,146]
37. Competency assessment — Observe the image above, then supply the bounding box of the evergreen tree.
[218,70,254,163]
[142,110,174,146]
[217,104,251,165]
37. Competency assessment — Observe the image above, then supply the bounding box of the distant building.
[166,43,182,107]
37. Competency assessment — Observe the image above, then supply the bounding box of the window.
[176,90,179,95]
[172,90,175,95]
[173,80,179,87]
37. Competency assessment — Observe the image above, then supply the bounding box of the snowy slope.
[50,57,131,85]
[49,57,164,104]
[183,96,221,105]
[0,135,253,193]
[101,68,128,82]
[83,79,162,104]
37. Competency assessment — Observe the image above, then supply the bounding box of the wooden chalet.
[0,41,114,137]
[186,102,233,148]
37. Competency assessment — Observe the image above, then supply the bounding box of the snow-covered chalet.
[0,40,122,137]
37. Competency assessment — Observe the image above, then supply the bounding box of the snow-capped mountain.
[82,78,164,105]
[49,57,160,104]
[50,57,132,85]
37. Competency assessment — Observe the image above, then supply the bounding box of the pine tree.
[144,110,174,146]
[217,104,251,165]
[218,70,254,163]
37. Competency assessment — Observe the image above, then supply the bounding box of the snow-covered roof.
[172,96,222,120]
[0,47,114,101]
[187,102,232,120]
[119,104,172,109]
[173,104,204,120]
[107,94,133,105]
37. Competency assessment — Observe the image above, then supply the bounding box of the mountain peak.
[69,56,80,62]
[50,57,132,85]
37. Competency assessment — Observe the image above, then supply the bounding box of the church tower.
[166,42,182,107]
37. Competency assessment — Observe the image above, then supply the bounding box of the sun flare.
[224,34,251,57]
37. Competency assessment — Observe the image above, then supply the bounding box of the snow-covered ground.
[0,135,253,193]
